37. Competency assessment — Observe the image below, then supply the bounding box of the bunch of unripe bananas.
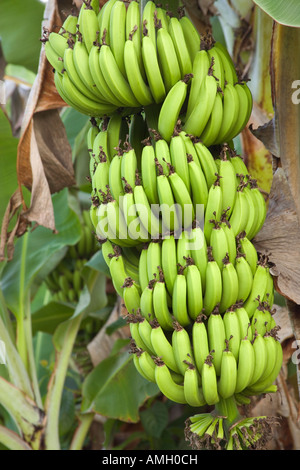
[45,210,98,303]
[44,0,282,450]
[44,0,252,145]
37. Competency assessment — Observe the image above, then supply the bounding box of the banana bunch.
[89,131,266,250]
[45,0,252,147]
[45,0,281,450]
[45,210,98,303]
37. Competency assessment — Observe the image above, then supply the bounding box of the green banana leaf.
[0,0,45,73]
[81,350,158,423]
[0,189,82,316]
[252,0,300,27]
[0,109,19,230]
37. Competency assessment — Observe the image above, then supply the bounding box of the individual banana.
[121,144,138,190]
[150,319,181,375]
[201,353,219,405]
[124,38,153,106]
[80,2,99,53]
[122,277,141,314]
[108,252,129,296]
[218,146,238,217]
[156,168,180,234]
[222,307,241,361]
[169,131,191,193]
[187,154,209,213]
[132,347,151,382]
[219,254,239,314]
[200,90,224,147]
[107,113,128,160]
[168,165,195,226]
[92,151,109,200]
[185,257,203,321]
[207,307,226,376]
[247,332,268,386]
[137,314,156,356]
[172,320,194,376]
[138,349,156,383]
[156,25,182,93]
[245,333,282,394]
[154,358,187,404]
[237,235,257,279]
[73,36,106,101]
[152,269,174,331]
[142,0,157,46]
[243,256,269,318]
[229,82,252,139]
[88,42,124,107]
[133,178,161,239]
[207,46,225,91]
[161,234,178,297]
[247,177,267,239]
[235,302,253,341]
[203,247,222,316]
[190,224,208,292]
[172,265,191,327]
[179,12,201,64]
[183,70,218,138]
[59,14,78,37]
[98,0,118,46]
[146,240,161,281]
[215,82,240,144]
[125,0,145,80]
[184,363,206,407]
[141,140,159,206]
[140,279,155,320]
[48,31,69,58]
[108,154,124,203]
[228,184,249,237]
[59,69,117,117]
[193,140,218,190]
[213,41,238,86]
[192,314,210,374]
[141,33,166,104]
[235,253,253,302]
[44,40,65,74]
[154,134,172,175]
[109,0,127,77]
[168,16,193,77]
[155,6,170,31]
[99,39,141,108]
[220,210,237,265]
[176,230,192,268]
[209,220,229,271]
[217,344,237,399]
[251,300,273,337]
[129,317,152,353]
[157,75,192,143]
[235,337,255,393]
[185,49,210,120]
[203,176,223,244]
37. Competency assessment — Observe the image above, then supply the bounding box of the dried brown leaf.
[2,0,77,259]
[87,298,130,367]
[270,22,300,222]
[253,167,300,305]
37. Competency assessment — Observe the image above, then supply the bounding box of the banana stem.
[214,396,241,434]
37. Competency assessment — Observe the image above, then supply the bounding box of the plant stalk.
[43,313,84,450]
